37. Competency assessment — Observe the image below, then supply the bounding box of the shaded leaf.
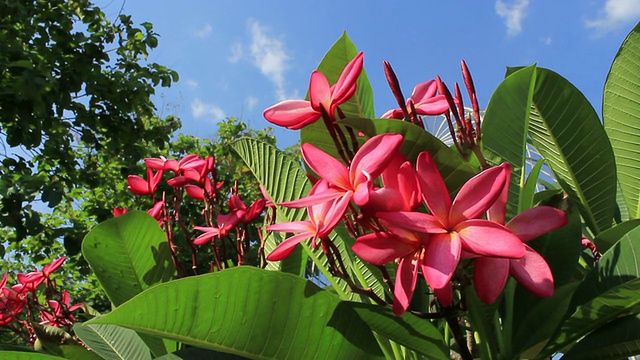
[561,312,640,359]
[73,322,152,360]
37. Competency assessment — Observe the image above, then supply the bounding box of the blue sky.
[105,1,640,150]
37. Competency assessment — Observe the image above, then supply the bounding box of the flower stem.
[445,306,473,360]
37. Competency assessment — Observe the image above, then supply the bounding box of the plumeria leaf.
[0,352,66,360]
[540,277,640,358]
[560,313,640,360]
[230,138,310,274]
[593,218,640,254]
[88,267,385,359]
[604,21,640,219]
[340,117,477,192]
[82,211,177,307]
[521,158,546,212]
[73,323,152,360]
[155,347,249,359]
[483,65,617,235]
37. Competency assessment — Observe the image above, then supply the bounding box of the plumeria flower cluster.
[0,257,84,345]
[262,52,569,316]
[120,153,271,275]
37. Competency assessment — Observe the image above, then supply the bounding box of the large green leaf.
[540,277,640,358]
[156,347,248,359]
[341,117,477,192]
[73,323,152,360]
[593,218,640,254]
[0,352,65,360]
[349,303,448,359]
[603,21,640,219]
[485,65,617,235]
[482,65,535,217]
[82,211,176,307]
[88,267,385,359]
[561,313,640,359]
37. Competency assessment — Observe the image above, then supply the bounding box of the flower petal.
[410,80,438,102]
[414,96,450,116]
[352,232,419,266]
[127,175,150,196]
[432,285,453,307]
[487,163,512,224]
[301,144,351,190]
[267,220,314,234]
[473,257,509,304]
[456,220,525,258]
[192,227,221,245]
[393,252,420,316]
[331,52,364,106]
[509,245,554,298]
[422,233,461,289]
[350,133,404,186]
[376,211,447,234]
[266,232,313,261]
[506,206,568,242]
[263,100,320,130]
[416,152,452,227]
[309,71,332,112]
[450,165,507,224]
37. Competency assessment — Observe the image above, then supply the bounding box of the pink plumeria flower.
[145,154,205,174]
[282,133,404,210]
[127,167,163,196]
[267,181,353,261]
[472,164,567,304]
[263,53,364,130]
[375,152,525,307]
[381,80,449,119]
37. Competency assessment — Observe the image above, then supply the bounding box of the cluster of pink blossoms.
[0,257,83,344]
[262,52,568,315]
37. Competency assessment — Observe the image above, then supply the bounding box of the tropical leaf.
[540,277,640,358]
[484,65,617,234]
[73,323,152,360]
[593,218,640,254]
[155,346,248,359]
[88,267,385,359]
[603,21,640,219]
[82,211,176,307]
[0,352,65,360]
[340,117,477,192]
[561,313,640,359]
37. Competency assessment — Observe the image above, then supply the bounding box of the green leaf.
[156,346,248,359]
[73,323,152,360]
[573,222,640,306]
[511,282,580,358]
[230,138,310,275]
[483,65,536,217]
[604,21,640,219]
[484,65,617,234]
[561,312,640,359]
[541,277,640,357]
[521,159,546,212]
[89,267,385,359]
[0,352,64,360]
[348,303,448,359]
[593,218,640,254]
[340,117,477,192]
[82,210,177,307]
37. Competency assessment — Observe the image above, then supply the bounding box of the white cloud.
[495,0,530,37]
[245,96,258,110]
[228,43,243,63]
[248,18,290,100]
[542,36,552,45]
[191,98,226,122]
[586,0,640,35]
[184,79,198,89]
[194,23,213,38]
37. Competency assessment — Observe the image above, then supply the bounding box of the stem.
[502,280,516,357]
[471,145,490,170]
[445,307,473,360]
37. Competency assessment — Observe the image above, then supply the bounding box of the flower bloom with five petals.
[282,133,404,210]
[263,52,364,130]
[267,181,353,261]
[371,152,525,310]
[472,163,568,304]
